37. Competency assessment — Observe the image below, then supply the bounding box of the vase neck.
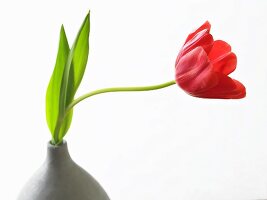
[46,140,72,162]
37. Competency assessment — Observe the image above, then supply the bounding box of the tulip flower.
[175,21,246,99]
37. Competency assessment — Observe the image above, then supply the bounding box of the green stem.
[66,80,176,114]
[54,80,176,144]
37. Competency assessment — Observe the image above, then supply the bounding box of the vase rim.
[47,140,67,149]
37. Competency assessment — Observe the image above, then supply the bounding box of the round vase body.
[17,141,110,200]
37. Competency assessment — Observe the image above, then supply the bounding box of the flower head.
[175,21,246,99]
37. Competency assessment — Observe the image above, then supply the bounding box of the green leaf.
[57,12,90,141]
[70,12,90,97]
[46,25,71,139]
[46,12,90,144]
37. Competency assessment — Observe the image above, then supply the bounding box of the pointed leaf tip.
[60,24,65,31]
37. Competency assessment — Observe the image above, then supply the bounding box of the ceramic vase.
[17,141,110,200]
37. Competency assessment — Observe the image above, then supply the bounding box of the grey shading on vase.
[17,141,110,200]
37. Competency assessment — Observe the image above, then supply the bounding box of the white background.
[0,0,266,199]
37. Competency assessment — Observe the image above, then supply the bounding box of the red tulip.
[175,21,246,99]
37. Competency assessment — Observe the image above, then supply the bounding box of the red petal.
[185,21,211,44]
[175,47,218,94]
[176,31,213,66]
[175,21,213,67]
[183,30,213,55]
[208,40,237,75]
[195,73,246,99]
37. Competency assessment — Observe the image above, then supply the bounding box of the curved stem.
[53,80,176,144]
[66,80,176,114]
